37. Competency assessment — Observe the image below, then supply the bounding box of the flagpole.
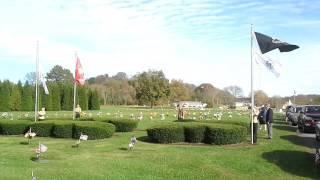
[73,53,77,120]
[250,24,254,144]
[34,41,39,123]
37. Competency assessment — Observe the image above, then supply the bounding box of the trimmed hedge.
[108,119,139,132]
[30,122,55,137]
[147,124,185,143]
[147,123,247,145]
[0,120,31,135]
[0,120,115,140]
[52,122,74,138]
[184,124,207,143]
[205,125,247,145]
[73,122,115,140]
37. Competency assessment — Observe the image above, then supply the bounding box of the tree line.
[1,64,319,111]
[0,80,100,112]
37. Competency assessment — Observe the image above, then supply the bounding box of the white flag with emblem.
[254,49,282,78]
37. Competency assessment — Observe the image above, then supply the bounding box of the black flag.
[254,32,299,54]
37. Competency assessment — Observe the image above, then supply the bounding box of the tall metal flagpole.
[250,24,254,144]
[34,41,39,123]
[72,53,77,120]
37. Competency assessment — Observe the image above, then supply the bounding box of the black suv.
[298,105,320,133]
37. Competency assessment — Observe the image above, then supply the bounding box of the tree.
[224,85,243,98]
[77,86,88,110]
[194,83,219,107]
[50,83,61,111]
[41,88,52,111]
[254,90,269,106]
[133,70,170,107]
[112,72,128,81]
[61,84,73,110]
[46,65,74,83]
[21,81,33,111]
[88,89,100,110]
[24,72,36,85]
[169,79,190,101]
[0,80,11,111]
[10,84,22,111]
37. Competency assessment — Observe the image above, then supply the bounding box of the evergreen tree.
[0,80,11,111]
[21,81,33,111]
[61,84,73,110]
[10,84,22,111]
[89,89,100,110]
[51,83,61,111]
[77,86,88,110]
[41,87,52,111]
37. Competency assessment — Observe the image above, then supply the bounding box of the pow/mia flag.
[254,32,299,54]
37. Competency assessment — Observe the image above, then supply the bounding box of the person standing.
[266,104,273,139]
[75,104,82,119]
[252,106,259,143]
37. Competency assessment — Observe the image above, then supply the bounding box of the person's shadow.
[262,150,319,179]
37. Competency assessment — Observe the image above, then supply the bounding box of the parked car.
[297,105,320,133]
[285,105,294,121]
[315,124,320,165]
[287,105,303,126]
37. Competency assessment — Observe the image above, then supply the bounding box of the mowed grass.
[0,106,319,179]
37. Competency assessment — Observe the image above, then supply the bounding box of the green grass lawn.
[0,107,319,179]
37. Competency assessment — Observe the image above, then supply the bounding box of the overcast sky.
[0,0,319,97]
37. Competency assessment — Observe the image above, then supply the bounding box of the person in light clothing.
[252,106,259,144]
[75,104,82,118]
[38,107,46,120]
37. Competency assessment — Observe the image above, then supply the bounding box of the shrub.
[73,122,115,140]
[108,119,139,132]
[147,124,185,143]
[205,125,247,145]
[184,124,207,143]
[52,122,74,138]
[30,122,55,137]
[0,120,31,135]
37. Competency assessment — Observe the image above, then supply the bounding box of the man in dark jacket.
[266,104,273,139]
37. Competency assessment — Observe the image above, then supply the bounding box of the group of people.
[252,104,273,144]
[37,104,83,120]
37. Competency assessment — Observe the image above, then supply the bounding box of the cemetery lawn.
[0,106,319,179]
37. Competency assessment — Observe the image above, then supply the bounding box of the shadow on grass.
[173,119,196,122]
[19,141,29,145]
[262,150,319,179]
[274,120,287,125]
[280,135,315,149]
[118,147,128,151]
[137,136,153,143]
[273,125,297,132]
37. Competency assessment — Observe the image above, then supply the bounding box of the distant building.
[234,97,250,110]
[173,101,207,109]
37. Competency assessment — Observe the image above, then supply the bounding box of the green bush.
[184,124,207,143]
[52,122,74,138]
[205,125,247,145]
[0,120,31,135]
[108,119,139,132]
[147,124,185,143]
[30,122,55,137]
[73,122,115,140]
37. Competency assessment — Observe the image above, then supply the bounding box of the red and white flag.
[75,57,85,85]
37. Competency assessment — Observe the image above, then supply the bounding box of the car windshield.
[295,107,302,112]
[305,106,320,113]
